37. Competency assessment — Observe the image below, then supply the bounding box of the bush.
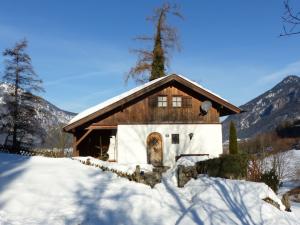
[219,154,248,178]
[196,154,249,179]
[247,155,265,182]
[260,169,279,193]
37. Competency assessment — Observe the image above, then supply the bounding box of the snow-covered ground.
[74,156,153,175]
[0,153,299,225]
[73,155,209,176]
[277,150,300,221]
[265,149,300,182]
[276,150,300,194]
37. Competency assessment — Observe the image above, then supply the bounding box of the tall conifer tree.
[126,3,183,83]
[2,39,44,151]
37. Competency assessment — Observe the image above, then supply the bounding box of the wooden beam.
[85,125,117,130]
[76,129,93,146]
[73,136,79,157]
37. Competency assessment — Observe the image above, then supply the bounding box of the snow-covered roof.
[66,74,239,130]
[68,76,165,125]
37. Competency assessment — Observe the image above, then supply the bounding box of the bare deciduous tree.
[248,155,267,181]
[271,150,294,181]
[248,150,295,183]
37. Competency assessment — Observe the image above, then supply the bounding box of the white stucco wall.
[117,124,223,167]
[107,136,116,161]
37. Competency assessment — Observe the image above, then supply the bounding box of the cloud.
[59,87,124,113]
[0,23,133,70]
[0,23,135,112]
[258,60,300,84]
[44,71,101,86]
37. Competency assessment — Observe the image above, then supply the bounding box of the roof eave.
[64,74,242,132]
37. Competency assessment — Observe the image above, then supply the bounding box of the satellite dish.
[200,100,212,115]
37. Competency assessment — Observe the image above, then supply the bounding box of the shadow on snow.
[0,153,30,208]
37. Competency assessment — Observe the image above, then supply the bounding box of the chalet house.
[63,74,242,167]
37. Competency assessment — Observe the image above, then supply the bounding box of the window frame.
[172,96,182,108]
[157,95,168,107]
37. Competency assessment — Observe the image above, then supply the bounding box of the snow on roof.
[176,74,228,102]
[68,74,229,126]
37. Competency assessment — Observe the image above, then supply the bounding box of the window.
[172,96,182,107]
[172,134,179,144]
[158,96,167,107]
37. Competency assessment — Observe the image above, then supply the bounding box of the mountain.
[222,75,300,141]
[0,82,76,145]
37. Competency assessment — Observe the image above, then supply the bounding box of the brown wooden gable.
[64,74,242,132]
[93,85,220,127]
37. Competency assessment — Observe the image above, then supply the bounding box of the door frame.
[146,132,163,166]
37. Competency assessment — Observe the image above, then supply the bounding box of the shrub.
[219,154,248,178]
[247,155,265,182]
[260,169,279,193]
[196,154,249,179]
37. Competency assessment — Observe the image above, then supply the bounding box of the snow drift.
[0,153,298,225]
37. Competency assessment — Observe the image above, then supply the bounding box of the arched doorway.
[147,132,163,166]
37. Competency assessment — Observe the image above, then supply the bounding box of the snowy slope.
[0,153,298,225]
[222,75,300,140]
[264,149,300,183]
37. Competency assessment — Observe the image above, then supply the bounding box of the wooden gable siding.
[64,74,242,132]
[91,84,220,126]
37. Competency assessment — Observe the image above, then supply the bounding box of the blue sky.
[1,0,300,113]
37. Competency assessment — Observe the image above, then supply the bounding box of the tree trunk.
[150,10,165,81]
[12,59,20,152]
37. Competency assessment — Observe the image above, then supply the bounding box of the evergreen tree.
[150,15,165,81]
[229,121,238,154]
[2,39,44,151]
[126,3,183,83]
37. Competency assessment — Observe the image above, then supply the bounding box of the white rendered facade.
[116,124,223,167]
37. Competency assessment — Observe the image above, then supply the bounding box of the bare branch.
[133,35,154,41]
[281,0,300,36]
[127,2,183,83]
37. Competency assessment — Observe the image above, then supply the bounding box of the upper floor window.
[172,96,182,107]
[157,96,167,107]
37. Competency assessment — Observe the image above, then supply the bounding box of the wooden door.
[147,132,163,166]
